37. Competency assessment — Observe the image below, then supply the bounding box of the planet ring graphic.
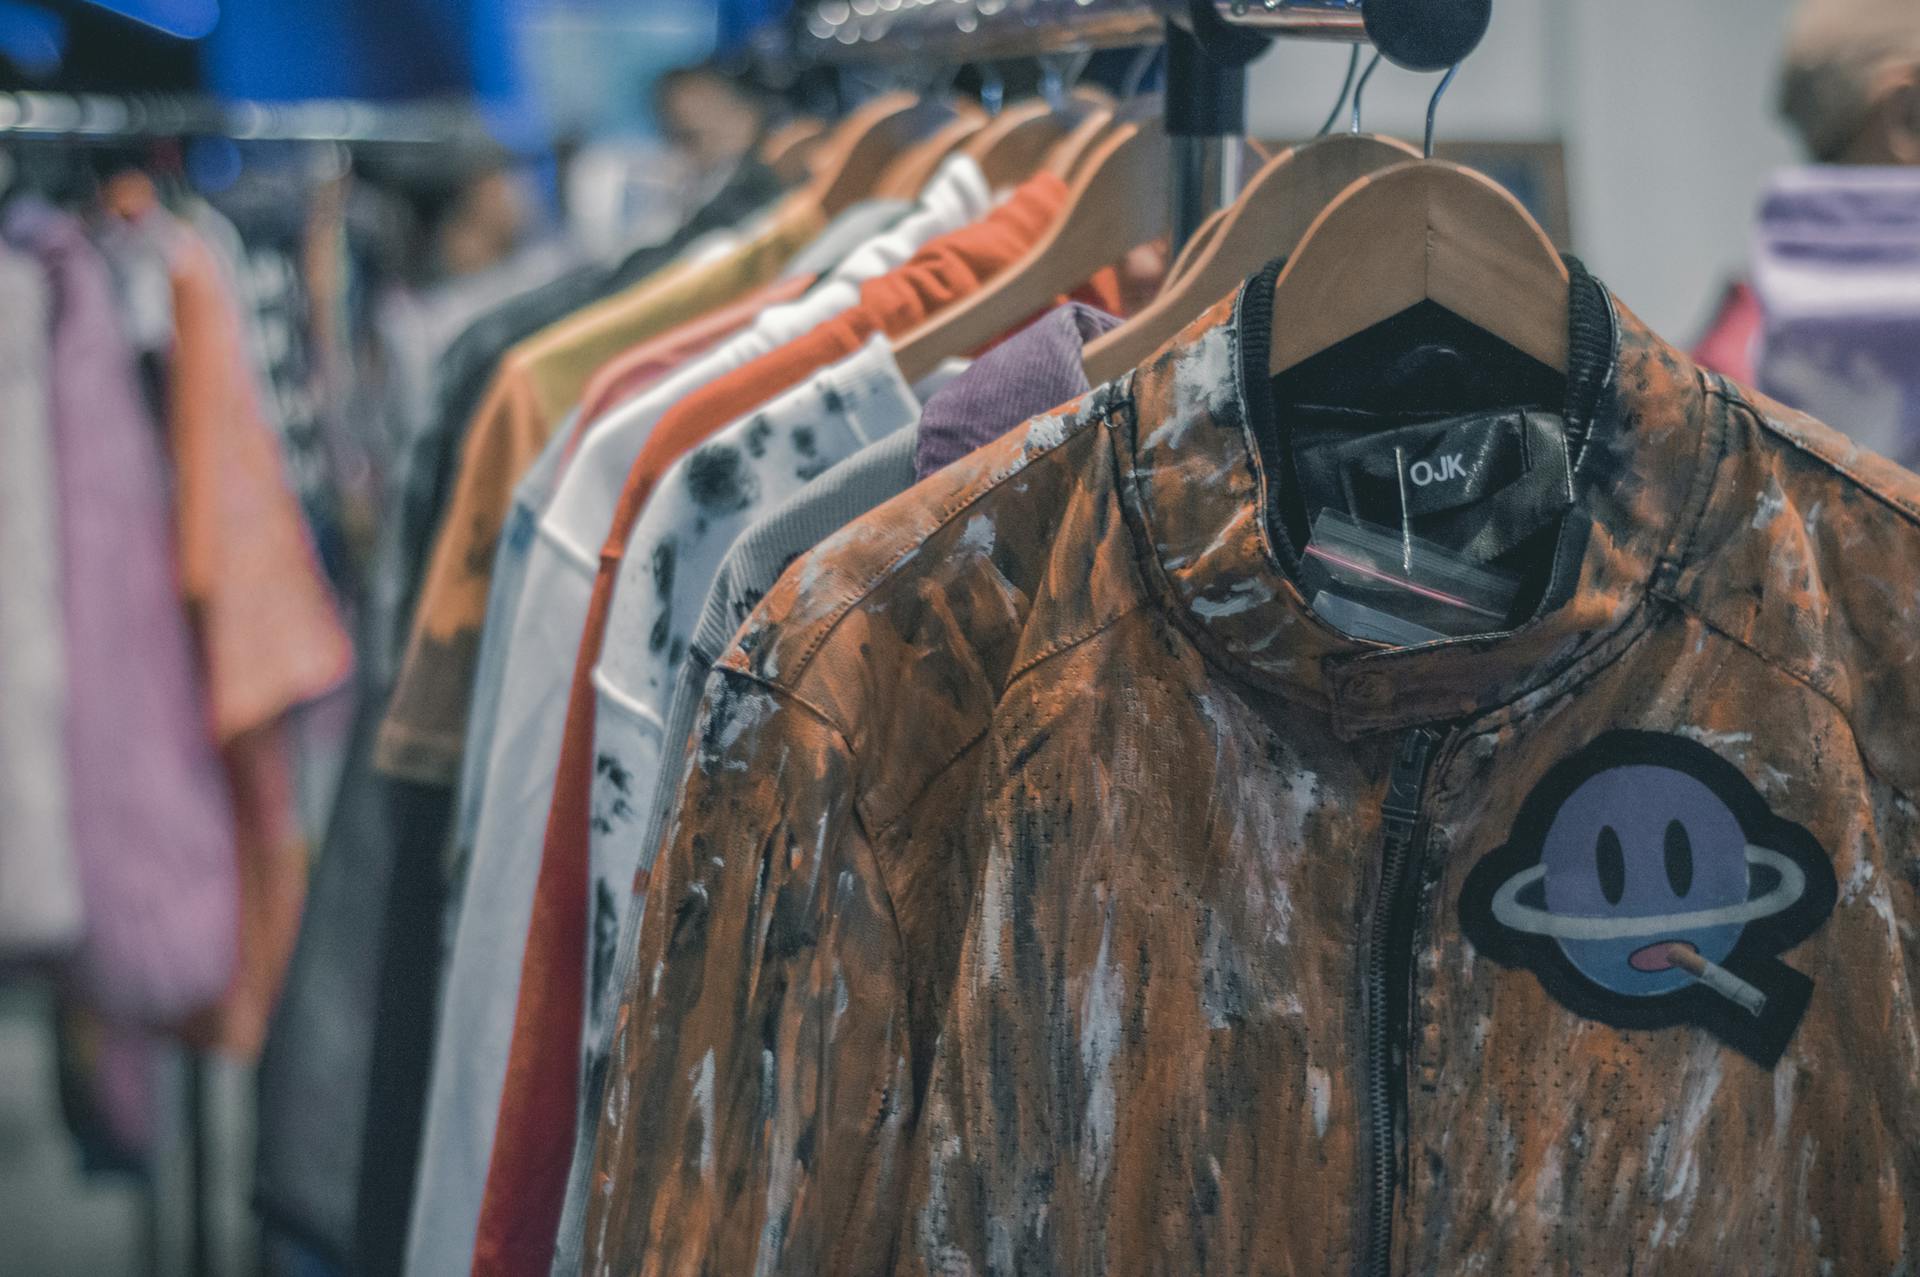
[1491,845,1805,941]
[1491,845,1805,1018]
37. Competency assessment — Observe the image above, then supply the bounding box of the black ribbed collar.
[1119,260,1719,739]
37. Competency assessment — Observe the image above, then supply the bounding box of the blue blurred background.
[0,0,788,136]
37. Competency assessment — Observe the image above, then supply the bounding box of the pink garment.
[3,200,238,1028]
[1691,279,1761,387]
[161,217,353,743]
[157,213,352,1062]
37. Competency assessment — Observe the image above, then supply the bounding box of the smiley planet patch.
[1459,730,1837,1067]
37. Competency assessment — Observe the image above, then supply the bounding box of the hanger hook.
[927,60,965,100]
[1036,52,1092,110]
[1315,44,1361,139]
[978,64,1005,116]
[1423,62,1459,159]
[1038,55,1066,111]
[1120,43,1163,107]
[1348,50,1383,135]
[1062,50,1093,101]
[844,66,888,106]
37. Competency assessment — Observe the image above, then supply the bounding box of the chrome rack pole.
[1166,23,1244,257]
[0,91,495,145]
[798,1,1378,257]
[798,0,1492,253]
[795,1,1488,84]
[797,0,1376,64]
[1209,0,1366,37]
[1168,131,1240,259]
[1164,3,1266,257]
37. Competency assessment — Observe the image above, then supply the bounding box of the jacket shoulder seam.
[866,602,1147,840]
[1658,591,1920,809]
[747,397,1117,691]
[1708,382,1920,529]
[1005,600,1146,691]
[866,730,987,841]
[1661,369,1736,590]
[714,663,859,755]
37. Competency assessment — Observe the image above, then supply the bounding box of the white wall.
[1244,0,1804,341]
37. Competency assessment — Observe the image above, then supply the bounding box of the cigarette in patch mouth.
[1662,943,1767,1017]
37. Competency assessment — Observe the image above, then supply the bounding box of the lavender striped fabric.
[913,301,1120,479]
[1754,165,1920,469]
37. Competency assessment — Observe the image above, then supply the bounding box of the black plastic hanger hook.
[1348,50,1383,135]
[1317,44,1362,138]
[1363,0,1492,73]
[1423,62,1459,158]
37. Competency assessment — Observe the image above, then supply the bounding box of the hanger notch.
[1267,159,1569,377]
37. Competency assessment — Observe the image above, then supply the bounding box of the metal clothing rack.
[799,0,1490,253]
[0,90,496,145]
[801,0,1373,60]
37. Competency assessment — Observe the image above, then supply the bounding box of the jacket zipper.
[1361,726,1441,1277]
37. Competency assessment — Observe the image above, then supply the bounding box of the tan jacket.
[583,266,1920,1275]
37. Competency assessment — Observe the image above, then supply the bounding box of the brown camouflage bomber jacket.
[582,264,1920,1275]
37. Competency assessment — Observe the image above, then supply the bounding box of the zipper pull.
[1381,727,1439,839]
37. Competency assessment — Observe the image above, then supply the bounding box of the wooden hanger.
[959,98,1072,189]
[872,101,989,201]
[1160,142,1269,284]
[1165,207,1225,287]
[891,114,1171,386]
[1044,100,1115,180]
[1068,85,1117,112]
[759,117,827,185]
[1081,132,1419,386]
[1161,140,1278,286]
[802,92,953,218]
[1267,158,1569,375]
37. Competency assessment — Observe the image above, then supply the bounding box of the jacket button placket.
[1331,666,1396,735]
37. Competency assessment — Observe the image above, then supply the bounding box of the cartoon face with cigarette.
[1461,731,1838,1067]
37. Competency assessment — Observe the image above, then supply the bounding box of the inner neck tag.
[1294,408,1574,567]
[1294,409,1575,646]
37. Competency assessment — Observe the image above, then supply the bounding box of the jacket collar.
[1119,261,1719,740]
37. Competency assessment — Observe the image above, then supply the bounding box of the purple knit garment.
[4,202,238,1029]
[914,301,1121,478]
[1754,166,1920,469]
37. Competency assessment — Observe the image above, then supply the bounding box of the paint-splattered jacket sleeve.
[582,666,908,1275]
[579,378,1130,1275]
